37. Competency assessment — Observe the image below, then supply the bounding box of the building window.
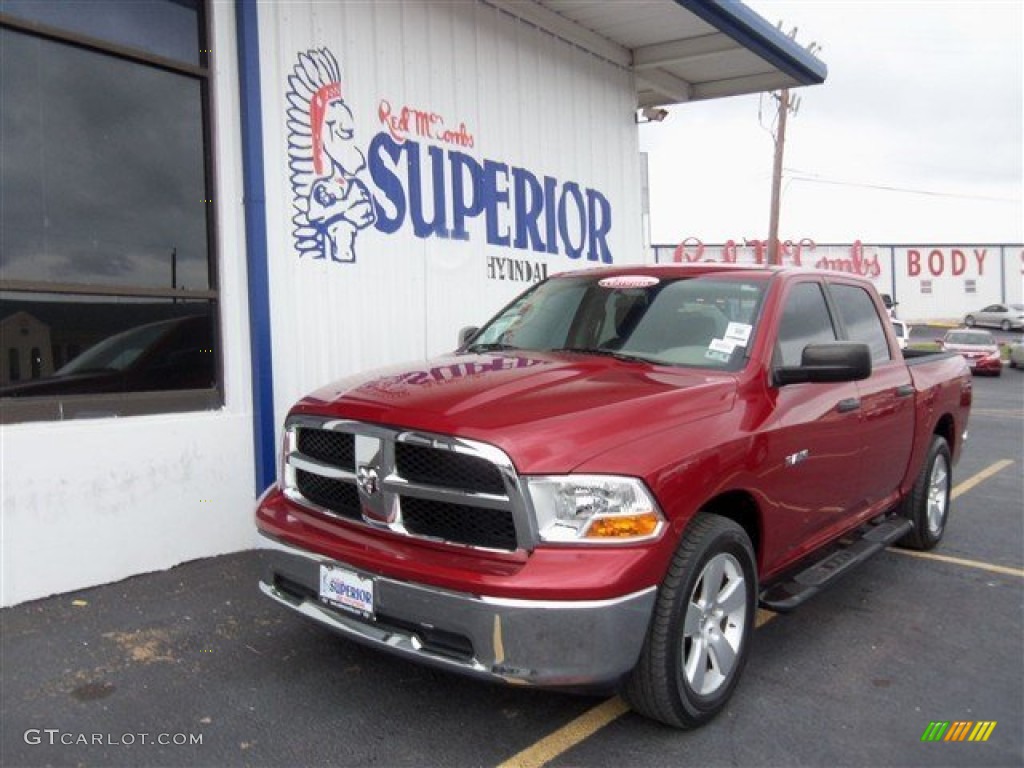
[965,279,977,294]
[920,280,933,294]
[0,2,220,423]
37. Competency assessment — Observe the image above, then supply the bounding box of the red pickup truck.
[256,265,971,728]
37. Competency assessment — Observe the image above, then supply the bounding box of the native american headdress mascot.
[287,48,375,263]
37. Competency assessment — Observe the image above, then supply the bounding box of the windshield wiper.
[464,342,520,353]
[550,347,653,365]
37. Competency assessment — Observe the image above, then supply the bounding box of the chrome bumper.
[258,533,656,689]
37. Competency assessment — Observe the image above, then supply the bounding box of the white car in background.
[963,303,1024,331]
[891,319,911,350]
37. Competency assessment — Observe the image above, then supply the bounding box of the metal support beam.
[636,69,693,105]
[633,33,736,70]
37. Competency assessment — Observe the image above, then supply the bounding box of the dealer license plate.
[319,564,374,619]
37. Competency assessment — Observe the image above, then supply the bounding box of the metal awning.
[488,0,827,107]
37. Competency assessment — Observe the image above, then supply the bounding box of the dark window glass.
[1,3,218,424]
[1,27,210,290]
[777,282,837,367]
[0,294,216,398]
[1,0,201,65]
[831,284,891,363]
[8,349,20,382]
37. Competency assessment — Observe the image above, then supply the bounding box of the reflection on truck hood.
[295,351,737,473]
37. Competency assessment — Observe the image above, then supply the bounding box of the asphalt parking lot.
[2,371,1021,768]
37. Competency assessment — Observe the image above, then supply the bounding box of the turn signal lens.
[585,513,661,539]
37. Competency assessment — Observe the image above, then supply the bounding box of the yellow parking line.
[495,697,629,768]
[951,459,1014,500]
[496,608,779,768]
[888,549,1024,578]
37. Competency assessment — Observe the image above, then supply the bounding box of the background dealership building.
[0,1,1014,607]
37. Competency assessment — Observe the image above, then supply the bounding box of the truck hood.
[293,351,737,473]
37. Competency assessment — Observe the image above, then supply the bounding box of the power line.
[783,171,1020,203]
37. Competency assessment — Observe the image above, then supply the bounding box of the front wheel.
[898,436,951,550]
[964,315,975,327]
[1001,320,1011,332]
[623,514,756,729]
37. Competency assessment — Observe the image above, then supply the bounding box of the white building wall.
[892,245,1024,320]
[653,241,1022,322]
[256,1,644,426]
[0,2,256,607]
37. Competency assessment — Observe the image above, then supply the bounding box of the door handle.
[895,384,915,398]
[836,398,861,413]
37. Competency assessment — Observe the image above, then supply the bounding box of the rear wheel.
[624,514,756,728]
[898,436,951,550]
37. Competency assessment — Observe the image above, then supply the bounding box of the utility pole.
[763,23,820,266]
[767,89,789,266]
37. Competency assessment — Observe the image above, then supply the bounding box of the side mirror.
[775,342,872,386]
[458,326,479,347]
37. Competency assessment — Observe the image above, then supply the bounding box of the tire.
[623,514,756,729]
[964,316,975,327]
[898,436,951,550]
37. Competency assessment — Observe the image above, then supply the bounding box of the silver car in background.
[964,303,1024,331]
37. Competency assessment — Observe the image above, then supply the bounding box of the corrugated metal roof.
[487,0,827,107]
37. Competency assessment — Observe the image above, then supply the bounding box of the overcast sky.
[639,0,1023,247]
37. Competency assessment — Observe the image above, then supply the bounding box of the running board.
[759,517,913,612]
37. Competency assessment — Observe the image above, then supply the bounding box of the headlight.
[526,475,664,543]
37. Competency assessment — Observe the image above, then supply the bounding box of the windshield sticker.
[724,322,753,346]
[705,338,736,362]
[598,276,660,289]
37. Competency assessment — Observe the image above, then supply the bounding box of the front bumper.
[258,532,656,689]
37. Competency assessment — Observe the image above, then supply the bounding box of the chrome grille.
[297,428,354,469]
[400,496,518,550]
[284,418,525,552]
[395,441,505,494]
[295,469,361,520]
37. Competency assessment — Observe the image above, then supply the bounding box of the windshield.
[468,273,768,371]
[946,331,993,346]
[57,320,171,375]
